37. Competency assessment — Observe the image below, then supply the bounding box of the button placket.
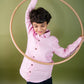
[28,63,34,74]
[35,39,40,51]
[28,59,34,74]
[28,39,40,74]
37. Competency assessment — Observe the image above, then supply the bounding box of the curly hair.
[29,7,52,24]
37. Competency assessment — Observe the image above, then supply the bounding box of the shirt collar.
[34,29,51,40]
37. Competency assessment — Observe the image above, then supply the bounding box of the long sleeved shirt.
[20,0,82,83]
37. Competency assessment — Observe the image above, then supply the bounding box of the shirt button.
[53,51,55,53]
[29,71,31,73]
[31,64,33,66]
[35,48,37,50]
[33,56,35,58]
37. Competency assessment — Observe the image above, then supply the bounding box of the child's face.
[32,21,48,36]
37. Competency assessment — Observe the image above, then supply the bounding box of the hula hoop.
[10,0,84,65]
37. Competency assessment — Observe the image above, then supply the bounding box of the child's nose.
[38,27,41,31]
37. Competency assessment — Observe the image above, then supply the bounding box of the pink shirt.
[20,0,82,83]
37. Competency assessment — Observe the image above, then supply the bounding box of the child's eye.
[35,26,38,28]
[41,25,45,27]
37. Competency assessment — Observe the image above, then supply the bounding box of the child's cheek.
[34,28,37,32]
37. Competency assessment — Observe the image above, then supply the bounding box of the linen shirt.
[20,0,82,83]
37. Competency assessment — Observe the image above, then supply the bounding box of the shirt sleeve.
[52,36,82,58]
[25,0,38,33]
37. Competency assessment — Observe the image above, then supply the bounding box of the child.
[20,0,84,84]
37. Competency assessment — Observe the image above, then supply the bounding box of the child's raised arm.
[52,36,82,58]
[25,0,38,33]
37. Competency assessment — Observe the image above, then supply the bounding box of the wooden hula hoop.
[10,0,84,65]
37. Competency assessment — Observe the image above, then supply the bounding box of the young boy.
[20,0,84,84]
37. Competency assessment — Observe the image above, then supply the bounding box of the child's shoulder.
[48,35,59,43]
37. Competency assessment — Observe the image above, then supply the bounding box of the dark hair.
[29,7,52,24]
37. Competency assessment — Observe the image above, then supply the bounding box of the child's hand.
[80,35,84,42]
[83,36,84,42]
